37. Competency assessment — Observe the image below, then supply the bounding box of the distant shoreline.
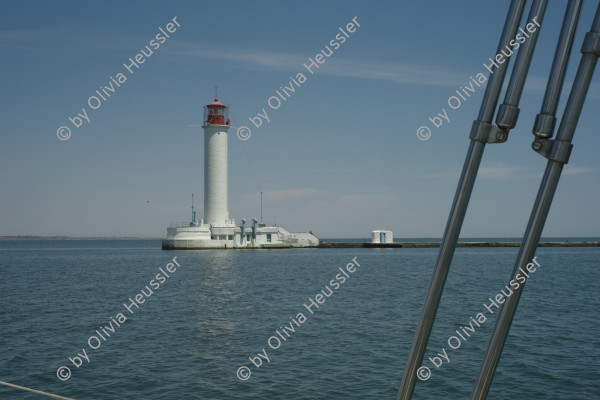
[0,236,161,241]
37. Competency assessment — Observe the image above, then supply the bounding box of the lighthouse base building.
[162,223,319,250]
[162,97,319,250]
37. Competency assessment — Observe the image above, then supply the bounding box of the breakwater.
[318,241,600,248]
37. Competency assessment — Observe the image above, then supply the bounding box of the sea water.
[0,240,598,399]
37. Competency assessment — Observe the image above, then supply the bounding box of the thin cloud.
[422,166,532,180]
[168,41,600,99]
[336,193,394,204]
[169,41,468,87]
[478,166,524,179]
[422,170,461,179]
[3,28,598,99]
[563,166,596,176]
[243,188,318,202]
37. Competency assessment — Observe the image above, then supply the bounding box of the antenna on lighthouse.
[190,193,197,227]
[260,191,263,224]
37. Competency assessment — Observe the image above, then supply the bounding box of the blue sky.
[0,0,598,238]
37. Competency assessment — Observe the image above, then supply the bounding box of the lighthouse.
[162,95,319,249]
[203,98,231,227]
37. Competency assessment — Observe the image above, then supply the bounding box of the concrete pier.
[161,240,600,250]
[318,241,600,248]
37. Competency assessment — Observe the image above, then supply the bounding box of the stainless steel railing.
[396,1,599,398]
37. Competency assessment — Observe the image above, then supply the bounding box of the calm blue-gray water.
[1,240,599,399]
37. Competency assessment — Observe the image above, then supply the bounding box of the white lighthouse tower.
[162,95,319,250]
[203,98,232,227]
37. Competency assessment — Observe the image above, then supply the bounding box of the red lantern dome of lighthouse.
[204,98,230,126]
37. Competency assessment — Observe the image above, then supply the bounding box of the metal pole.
[471,6,600,399]
[396,1,527,399]
[496,0,549,131]
[533,0,584,139]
